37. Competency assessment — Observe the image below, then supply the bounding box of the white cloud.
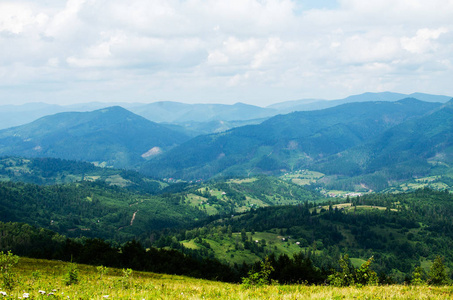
[0,0,453,105]
[401,28,448,54]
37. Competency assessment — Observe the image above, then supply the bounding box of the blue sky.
[0,0,452,106]
[297,0,339,11]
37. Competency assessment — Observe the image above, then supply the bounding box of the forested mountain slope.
[141,99,441,179]
[315,99,453,184]
[0,106,190,168]
[0,180,205,241]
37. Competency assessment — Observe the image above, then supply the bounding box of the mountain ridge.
[141,98,442,180]
[1,92,450,130]
[0,106,190,168]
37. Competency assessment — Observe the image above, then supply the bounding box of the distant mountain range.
[1,92,450,130]
[267,92,452,114]
[0,93,452,190]
[0,106,190,168]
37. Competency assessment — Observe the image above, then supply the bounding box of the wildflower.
[0,291,6,296]
[23,293,29,298]
[39,290,46,294]
[103,296,109,299]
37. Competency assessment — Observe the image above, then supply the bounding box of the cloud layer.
[1,0,452,105]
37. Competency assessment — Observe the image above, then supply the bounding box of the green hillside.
[0,180,205,241]
[0,160,321,241]
[0,156,167,194]
[0,106,190,168]
[181,176,320,215]
[160,188,453,280]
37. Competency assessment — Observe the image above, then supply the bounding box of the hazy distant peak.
[408,93,453,103]
[395,97,425,104]
[98,105,127,112]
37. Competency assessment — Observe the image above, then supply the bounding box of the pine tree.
[428,256,449,286]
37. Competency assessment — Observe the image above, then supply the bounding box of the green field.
[280,170,324,186]
[2,257,453,299]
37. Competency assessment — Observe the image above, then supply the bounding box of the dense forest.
[0,180,205,241]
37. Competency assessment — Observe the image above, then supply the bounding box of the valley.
[3,0,453,296]
[1,93,453,292]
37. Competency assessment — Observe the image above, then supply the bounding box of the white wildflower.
[0,291,7,296]
[39,290,46,294]
[23,293,29,298]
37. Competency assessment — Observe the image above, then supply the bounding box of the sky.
[0,0,452,107]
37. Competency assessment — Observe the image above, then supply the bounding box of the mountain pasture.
[1,257,452,299]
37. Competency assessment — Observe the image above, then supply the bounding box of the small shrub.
[355,257,378,287]
[0,251,19,291]
[328,255,377,287]
[411,266,426,286]
[428,256,449,286]
[241,256,274,288]
[64,263,79,286]
[328,254,355,287]
[121,268,133,289]
[97,265,108,279]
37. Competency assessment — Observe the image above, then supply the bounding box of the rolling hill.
[141,99,442,179]
[0,156,167,194]
[0,180,206,241]
[0,106,190,168]
[163,188,453,280]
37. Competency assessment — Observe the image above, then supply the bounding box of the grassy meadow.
[1,257,453,299]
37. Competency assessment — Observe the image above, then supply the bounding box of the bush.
[355,257,378,287]
[411,266,426,286]
[328,255,378,287]
[0,251,19,291]
[241,257,274,288]
[64,263,79,286]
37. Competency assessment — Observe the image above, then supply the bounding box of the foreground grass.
[2,258,453,299]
